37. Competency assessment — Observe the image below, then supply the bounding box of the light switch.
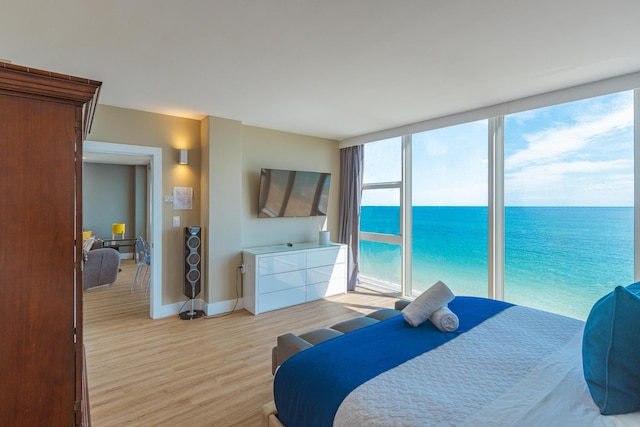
[172,216,180,227]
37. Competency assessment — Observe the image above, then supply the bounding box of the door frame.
[83,140,163,318]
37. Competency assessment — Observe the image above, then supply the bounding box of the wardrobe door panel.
[0,95,77,425]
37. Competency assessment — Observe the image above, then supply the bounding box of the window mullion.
[360,232,402,245]
[488,116,505,300]
[635,88,639,281]
[401,135,412,298]
[362,182,401,190]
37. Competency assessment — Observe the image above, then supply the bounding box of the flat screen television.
[258,168,331,218]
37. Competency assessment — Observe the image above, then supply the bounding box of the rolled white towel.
[403,280,455,327]
[429,305,459,332]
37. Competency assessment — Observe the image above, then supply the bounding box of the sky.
[363,90,634,207]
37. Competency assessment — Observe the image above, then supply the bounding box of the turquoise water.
[360,206,634,319]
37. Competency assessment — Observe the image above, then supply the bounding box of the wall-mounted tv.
[258,168,331,218]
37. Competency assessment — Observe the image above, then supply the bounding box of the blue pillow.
[582,284,640,415]
[627,281,640,293]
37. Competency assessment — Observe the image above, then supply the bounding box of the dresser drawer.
[259,287,306,313]
[260,270,306,294]
[307,279,346,301]
[306,246,345,268]
[258,253,306,275]
[306,263,346,285]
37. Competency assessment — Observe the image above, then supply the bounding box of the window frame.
[357,88,639,306]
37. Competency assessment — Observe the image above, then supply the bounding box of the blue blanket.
[273,296,512,427]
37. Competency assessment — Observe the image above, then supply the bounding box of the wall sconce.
[178,149,189,165]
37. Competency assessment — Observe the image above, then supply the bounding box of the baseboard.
[152,299,203,319]
[204,297,244,316]
[153,297,244,319]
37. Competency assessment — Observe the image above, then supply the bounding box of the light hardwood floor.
[84,262,401,426]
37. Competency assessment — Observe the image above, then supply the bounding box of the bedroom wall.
[202,117,340,311]
[241,125,340,248]
[200,116,244,309]
[86,106,339,316]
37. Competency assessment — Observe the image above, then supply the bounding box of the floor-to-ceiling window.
[503,91,634,319]
[410,120,489,297]
[357,89,636,320]
[359,137,403,292]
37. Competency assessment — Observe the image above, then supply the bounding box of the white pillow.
[82,236,96,253]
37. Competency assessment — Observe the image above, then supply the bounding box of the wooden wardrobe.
[0,62,101,426]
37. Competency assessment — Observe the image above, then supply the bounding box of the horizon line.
[361,205,634,208]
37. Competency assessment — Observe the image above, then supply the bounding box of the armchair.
[84,248,120,290]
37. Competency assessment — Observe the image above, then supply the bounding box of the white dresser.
[242,243,348,315]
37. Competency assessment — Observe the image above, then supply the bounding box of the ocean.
[359,206,634,320]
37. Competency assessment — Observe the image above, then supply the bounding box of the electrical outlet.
[172,216,180,227]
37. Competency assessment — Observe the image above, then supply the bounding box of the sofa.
[83,247,120,290]
[271,299,410,374]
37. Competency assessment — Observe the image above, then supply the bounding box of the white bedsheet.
[334,305,640,426]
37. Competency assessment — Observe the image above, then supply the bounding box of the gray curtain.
[338,145,364,291]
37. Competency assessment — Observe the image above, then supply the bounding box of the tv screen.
[258,168,331,218]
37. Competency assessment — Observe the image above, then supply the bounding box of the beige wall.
[203,119,340,310]
[87,105,339,316]
[201,116,244,307]
[241,125,340,248]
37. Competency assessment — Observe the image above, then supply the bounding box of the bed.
[266,290,640,426]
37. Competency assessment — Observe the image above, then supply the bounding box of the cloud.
[506,159,633,205]
[413,181,488,206]
[507,158,633,185]
[423,138,449,156]
[505,102,633,171]
[503,96,634,205]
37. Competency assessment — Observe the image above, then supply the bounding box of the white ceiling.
[2,0,640,141]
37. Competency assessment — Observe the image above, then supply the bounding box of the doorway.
[83,141,163,318]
